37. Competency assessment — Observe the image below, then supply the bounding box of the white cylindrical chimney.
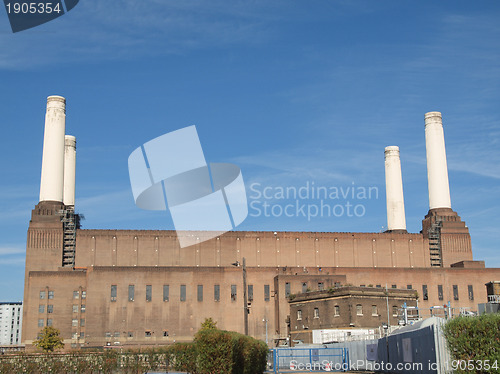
[425,111,451,210]
[39,96,66,203]
[385,146,406,231]
[63,135,76,206]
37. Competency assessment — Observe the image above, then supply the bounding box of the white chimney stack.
[63,135,76,206]
[39,96,66,203]
[384,146,406,231]
[425,111,451,210]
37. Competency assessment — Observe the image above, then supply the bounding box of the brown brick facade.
[22,202,500,350]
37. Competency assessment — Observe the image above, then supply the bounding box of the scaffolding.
[428,219,443,267]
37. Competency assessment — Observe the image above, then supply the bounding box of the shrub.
[195,329,234,374]
[169,342,198,373]
[443,313,500,373]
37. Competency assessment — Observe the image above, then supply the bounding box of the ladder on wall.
[428,220,443,267]
[60,208,77,267]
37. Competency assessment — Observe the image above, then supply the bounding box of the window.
[360,284,365,288]
[376,285,381,288]
[81,305,85,313]
[438,285,443,301]
[334,305,340,316]
[372,305,378,316]
[393,306,398,317]
[40,291,46,300]
[407,285,412,290]
[80,319,85,327]
[72,333,78,340]
[128,285,135,302]
[73,291,79,299]
[468,285,474,301]
[285,282,291,297]
[127,332,133,338]
[356,304,363,316]
[248,285,253,301]
[72,305,78,313]
[422,285,428,301]
[264,285,270,301]
[163,331,169,337]
[145,331,152,337]
[110,285,117,302]
[80,332,85,338]
[81,291,86,299]
[72,319,78,327]
[297,310,302,320]
[197,285,203,302]
[314,308,319,318]
[47,305,53,314]
[163,285,169,302]
[38,305,45,313]
[38,319,44,327]
[334,282,341,288]
[146,285,152,302]
[214,284,220,302]
[231,285,237,301]
[47,319,52,327]
[48,291,54,299]
[105,332,111,338]
[114,332,120,338]
[302,282,308,293]
[453,285,459,300]
[318,282,324,291]
[180,285,186,302]
[391,285,397,289]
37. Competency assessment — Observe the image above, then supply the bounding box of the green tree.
[200,317,217,331]
[33,326,64,352]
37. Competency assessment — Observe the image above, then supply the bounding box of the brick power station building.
[22,96,500,350]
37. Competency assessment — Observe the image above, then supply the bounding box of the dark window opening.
[197,285,203,302]
[422,285,428,301]
[146,285,152,302]
[231,285,237,301]
[248,285,253,302]
[128,285,135,302]
[163,285,169,302]
[214,284,220,302]
[468,285,474,301]
[453,285,459,300]
[285,282,291,297]
[264,285,270,301]
[111,285,117,302]
[438,285,443,301]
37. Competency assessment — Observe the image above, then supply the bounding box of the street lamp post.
[232,257,249,335]
[263,318,268,345]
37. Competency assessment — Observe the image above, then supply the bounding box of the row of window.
[297,305,400,320]
[39,290,87,300]
[285,282,474,301]
[103,331,170,338]
[423,284,474,301]
[111,284,272,302]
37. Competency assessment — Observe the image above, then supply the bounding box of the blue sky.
[1,1,499,301]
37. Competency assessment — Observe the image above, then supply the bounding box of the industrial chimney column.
[39,96,66,203]
[425,112,452,210]
[63,135,76,207]
[384,146,407,231]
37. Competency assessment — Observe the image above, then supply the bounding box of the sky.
[0,1,499,301]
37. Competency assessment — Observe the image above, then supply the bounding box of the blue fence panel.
[272,347,349,373]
